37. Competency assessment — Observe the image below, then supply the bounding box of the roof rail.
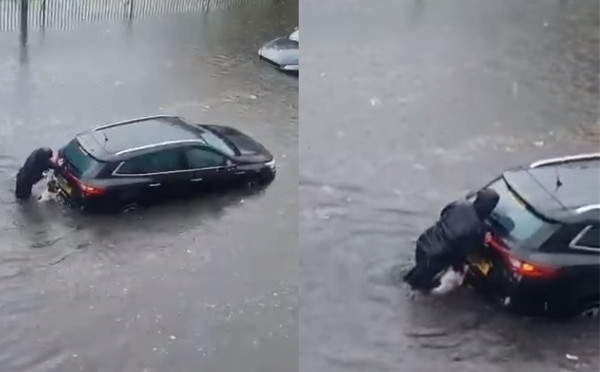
[115,139,205,156]
[529,153,600,169]
[575,204,600,214]
[92,115,182,131]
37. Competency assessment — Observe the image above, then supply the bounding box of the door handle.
[234,171,246,175]
[190,178,203,182]
[149,183,161,187]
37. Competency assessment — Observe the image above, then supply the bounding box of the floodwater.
[0,1,298,371]
[300,0,599,371]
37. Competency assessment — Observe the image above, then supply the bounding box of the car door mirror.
[226,159,236,168]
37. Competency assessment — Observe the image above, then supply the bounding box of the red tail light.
[79,183,105,196]
[487,235,560,279]
[64,173,105,196]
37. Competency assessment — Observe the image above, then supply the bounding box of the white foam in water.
[38,189,58,202]
[37,172,58,203]
[430,266,467,296]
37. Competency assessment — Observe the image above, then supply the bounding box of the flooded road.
[0,1,297,371]
[300,0,599,371]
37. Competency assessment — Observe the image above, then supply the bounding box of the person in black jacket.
[15,147,57,200]
[403,189,500,293]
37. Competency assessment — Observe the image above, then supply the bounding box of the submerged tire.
[120,202,139,214]
[577,299,600,318]
[246,177,261,189]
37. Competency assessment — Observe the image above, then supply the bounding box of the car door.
[182,146,236,193]
[113,148,187,204]
[566,224,600,301]
[543,224,600,304]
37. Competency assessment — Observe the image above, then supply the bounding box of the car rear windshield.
[62,140,97,177]
[485,178,551,244]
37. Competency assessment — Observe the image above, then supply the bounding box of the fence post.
[41,0,47,29]
[20,0,28,46]
[128,0,135,20]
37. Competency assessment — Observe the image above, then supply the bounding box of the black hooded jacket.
[18,148,56,183]
[418,189,499,261]
[404,189,500,290]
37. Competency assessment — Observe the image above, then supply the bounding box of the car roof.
[503,154,600,224]
[77,115,205,161]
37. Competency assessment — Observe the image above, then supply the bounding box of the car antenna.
[554,165,563,191]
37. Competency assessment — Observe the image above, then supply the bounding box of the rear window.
[62,140,97,176]
[485,178,551,243]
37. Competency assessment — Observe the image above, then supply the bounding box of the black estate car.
[258,28,299,73]
[53,115,276,212]
[466,153,600,317]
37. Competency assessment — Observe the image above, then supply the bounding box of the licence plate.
[56,175,72,196]
[474,261,491,276]
[468,256,492,276]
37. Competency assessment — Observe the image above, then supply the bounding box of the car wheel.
[246,177,261,189]
[120,202,139,214]
[577,299,600,318]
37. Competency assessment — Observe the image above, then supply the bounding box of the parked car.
[258,28,298,73]
[53,115,276,212]
[466,153,600,317]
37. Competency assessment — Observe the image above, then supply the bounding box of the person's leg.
[404,243,426,286]
[404,253,435,291]
[24,174,44,200]
[15,170,33,200]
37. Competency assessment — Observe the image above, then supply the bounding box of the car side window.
[117,149,184,175]
[115,159,140,175]
[540,224,583,252]
[571,225,600,251]
[184,147,227,169]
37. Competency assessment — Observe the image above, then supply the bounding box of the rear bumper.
[467,266,574,316]
[56,190,114,212]
[258,55,299,73]
[52,172,115,212]
[259,54,283,69]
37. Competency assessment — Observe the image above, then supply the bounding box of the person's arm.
[44,153,58,170]
[48,158,58,170]
[454,228,488,262]
[484,231,492,245]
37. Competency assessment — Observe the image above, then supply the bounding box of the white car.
[258,28,299,72]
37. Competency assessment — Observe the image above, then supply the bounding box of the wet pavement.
[0,1,297,371]
[300,0,599,371]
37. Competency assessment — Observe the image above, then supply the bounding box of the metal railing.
[0,0,270,32]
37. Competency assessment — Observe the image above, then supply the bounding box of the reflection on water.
[0,0,278,32]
